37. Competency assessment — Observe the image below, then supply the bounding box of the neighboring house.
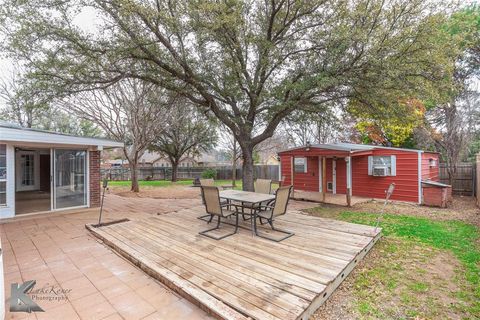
[278,142,440,204]
[257,153,280,165]
[137,150,159,168]
[135,150,230,168]
[196,150,230,167]
[0,122,123,219]
[102,159,129,169]
[152,156,197,168]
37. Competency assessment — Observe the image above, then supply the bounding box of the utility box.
[422,180,452,208]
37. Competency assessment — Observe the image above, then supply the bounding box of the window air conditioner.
[372,166,388,177]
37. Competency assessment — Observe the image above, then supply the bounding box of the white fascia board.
[418,151,423,204]
[0,127,124,148]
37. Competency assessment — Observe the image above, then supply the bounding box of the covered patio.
[87,205,381,320]
[279,143,368,207]
[292,191,372,206]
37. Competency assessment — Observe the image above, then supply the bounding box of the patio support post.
[322,157,326,202]
[346,156,352,207]
[290,156,294,197]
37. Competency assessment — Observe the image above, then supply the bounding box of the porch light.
[429,158,437,167]
[305,141,311,151]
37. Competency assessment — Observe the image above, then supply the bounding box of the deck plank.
[105,225,291,320]
[87,206,381,320]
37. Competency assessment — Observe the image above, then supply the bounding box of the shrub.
[201,168,217,179]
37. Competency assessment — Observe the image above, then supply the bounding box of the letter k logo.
[10,280,44,313]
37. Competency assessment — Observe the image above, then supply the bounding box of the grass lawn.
[108,179,197,187]
[107,181,478,318]
[308,207,480,319]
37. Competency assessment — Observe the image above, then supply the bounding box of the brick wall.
[89,151,101,207]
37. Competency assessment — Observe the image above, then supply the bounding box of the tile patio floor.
[1,192,318,320]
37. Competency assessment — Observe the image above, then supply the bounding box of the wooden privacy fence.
[439,162,476,196]
[101,165,280,182]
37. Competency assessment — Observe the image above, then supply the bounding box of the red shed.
[278,143,440,205]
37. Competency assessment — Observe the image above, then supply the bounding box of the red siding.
[280,156,292,185]
[280,155,319,191]
[280,146,423,203]
[280,155,349,194]
[421,152,439,181]
[352,149,419,203]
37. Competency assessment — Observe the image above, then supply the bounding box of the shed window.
[0,144,6,206]
[368,155,396,176]
[294,157,307,173]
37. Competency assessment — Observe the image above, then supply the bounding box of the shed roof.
[278,142,424,154]
[0,121,123,148]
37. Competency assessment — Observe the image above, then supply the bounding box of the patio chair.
[199,178,214,187]
[255,179,272,194]
[198,178,225,223]
[253,185,294,242]
[199,186,240,240]
[241,179,272,221]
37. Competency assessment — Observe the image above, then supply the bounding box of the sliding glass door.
[54,150,87,209]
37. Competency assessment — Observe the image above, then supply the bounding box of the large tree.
[1,0,457,190]
[0,66,50,128]
[349,98,426,147]
[281,108,343,146]
[0,66,103,136]
[218,126,242,187]
[61,79,171,192]
[149,96,217,182]
[421,6,480,182]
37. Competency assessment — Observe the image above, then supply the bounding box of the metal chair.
[241,179,272,221]
[255,179,272,194]
[198,178,225,223]
[199,186,240,240]
[253,185,294,242]
[199,178,214,187]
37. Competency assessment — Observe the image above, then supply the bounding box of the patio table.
[219,190,275,236]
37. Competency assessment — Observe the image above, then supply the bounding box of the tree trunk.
[124,147,141,193]
[171,160,179,182]
[241,145,255,191]
[130,161,139,192]
[448,164,456,186]
[232,139,237,187]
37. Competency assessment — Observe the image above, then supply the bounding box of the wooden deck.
[87,207,381,320]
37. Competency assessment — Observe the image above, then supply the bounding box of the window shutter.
[368,156,373,175]
[390,155,397,176]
